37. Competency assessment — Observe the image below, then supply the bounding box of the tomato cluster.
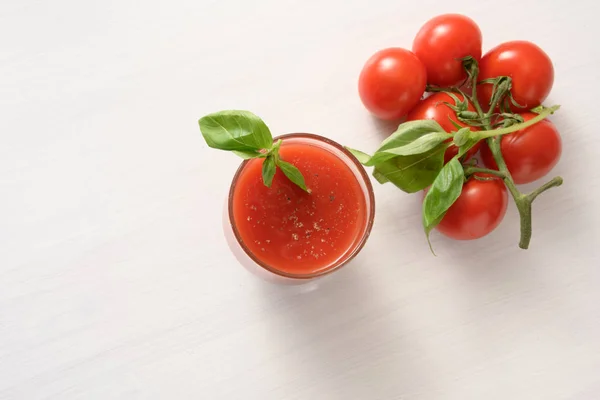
[357,14,562,245]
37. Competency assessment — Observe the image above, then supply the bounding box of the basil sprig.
[346,119,465,248]
[199,110,307,191]
[346,120,450,193]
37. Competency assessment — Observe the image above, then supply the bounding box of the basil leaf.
[345,147,373,165]
[199,110,273,152]
[452,127,471,147]
[232,150,263,159]
[453,127,483,158]
[457,138,481,158]
[262,155,277,187]
[271,138,282,153]
[378,132,449,157]
[372,145,447,193]
[365,121,448,166]
[277,160,308,192]
[198,110,308,192]
[346,121,447,168]
[422,158,464,238]
[372,169,389,184]
[377,120,446,152]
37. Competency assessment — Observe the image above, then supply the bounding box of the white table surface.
[2,0,599,399]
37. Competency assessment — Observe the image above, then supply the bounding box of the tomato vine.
[348,56,563,251]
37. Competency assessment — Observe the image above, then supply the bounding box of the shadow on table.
[251,263,434,398]
[369,115,404,141]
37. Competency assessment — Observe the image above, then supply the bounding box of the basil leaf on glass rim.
[232,150,263,159]
[198,110,308,191]
[199,110,273,152]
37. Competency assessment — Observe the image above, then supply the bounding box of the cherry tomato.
[406,92,481,163]
[358,48,427,120]
[478,41,554,110]
[480,113,562,184]
[435,175,508,240]
[412,14,482,87]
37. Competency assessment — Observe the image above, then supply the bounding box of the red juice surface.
[231,140,367,275]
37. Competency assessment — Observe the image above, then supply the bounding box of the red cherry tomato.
[435,175,508,240]
[358,48,427,120]
[478,41,554,110]
[406,92,481,163]
[480,113,562,184]
[412,14,482,87]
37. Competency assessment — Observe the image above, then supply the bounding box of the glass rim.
[227,133,375,280]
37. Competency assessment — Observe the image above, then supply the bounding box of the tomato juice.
[228,134,374,279]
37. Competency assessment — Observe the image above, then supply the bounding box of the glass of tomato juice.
[224,133,375,283]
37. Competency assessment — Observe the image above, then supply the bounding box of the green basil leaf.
[372,169,389,184]
[277,159,308,192]
[271,138,282,153]
[364,120,447,166]
[453,127,483,158]
[422,158,464,238]
[452,127,472,147]
[457,138,481,158]
[262,155,277,187]
[232,150,263,159]
[199,110,273,152]
[378,132,449,157]
[378,120,446,152]
[345,147,373,165]
[372,145,447,193]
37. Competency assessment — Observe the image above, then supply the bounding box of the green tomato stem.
[483,81,509,120]
[458,61,563,249]
[464,79,487,127]
[485,137,522,199]
[486,137,563,249]
[465,67,560,249]
[463,166,507,179]
[485,137,531,248]
[512,176,564,249]
[477,105,560,140]
[527,176,563,202]
[515,197,533,249]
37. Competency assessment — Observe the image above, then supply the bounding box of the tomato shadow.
[427,182,587,356]
[250,263,434,398]
[369,115,404,141]
[370,159,585,364]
